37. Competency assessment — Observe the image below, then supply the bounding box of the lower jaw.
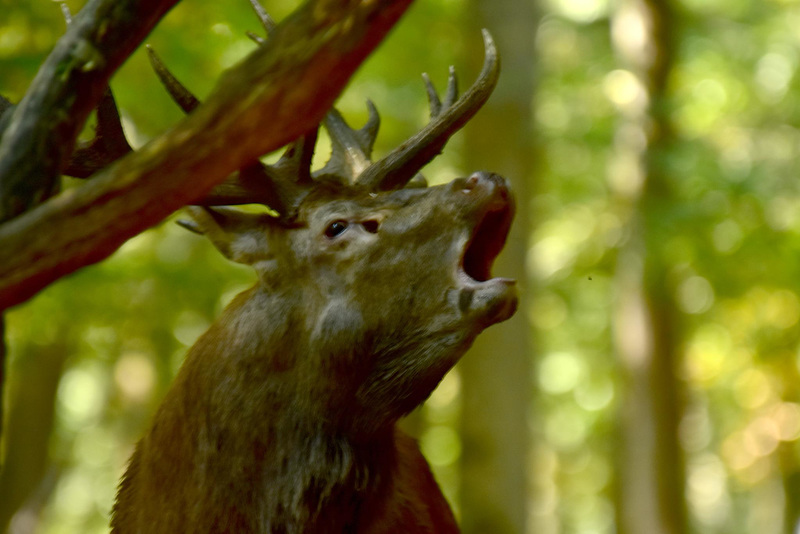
[457,278,518,325]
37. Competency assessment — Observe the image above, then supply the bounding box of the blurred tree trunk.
[0,332,71,532]
[610,1,686,533]
[778,361,800,533]
[458,2,537,533]
[0,317,5,454]
[780,442,800,534]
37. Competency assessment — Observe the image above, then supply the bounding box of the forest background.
[2,0,800,533]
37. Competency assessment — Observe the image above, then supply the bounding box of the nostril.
[361,220,380,233]
[462,174,480,194]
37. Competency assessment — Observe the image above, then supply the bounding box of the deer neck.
[139,286,396,525]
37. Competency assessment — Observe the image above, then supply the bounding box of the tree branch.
[0,0,182,221]
[0,96,14,138]
[0,0,413,310]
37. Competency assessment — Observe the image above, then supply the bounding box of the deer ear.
[181,206,274,266]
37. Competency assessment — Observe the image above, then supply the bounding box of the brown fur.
[112,174,515,533]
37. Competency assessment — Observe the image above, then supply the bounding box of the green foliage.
[531,0,800,532]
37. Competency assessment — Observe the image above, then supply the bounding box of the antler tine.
[356,29,499,192]
[422,73,441,118]
[206,127,318,217]
[249,0,277,34]
[314,102,380,185]
[195,127,317,217]
[250,0,382,189]
[146,44,313,220]
[272,127,317,187]
[246,31,267,46]
[59,2,132,178]
[64,88,133,177]
[58,1,72,24]
[146,46,200,114]
[196,161,305,221]
[187,134,317,223]
[442,66,458,110]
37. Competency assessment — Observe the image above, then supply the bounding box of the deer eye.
[324,220,349,238]
[361,220,380,234]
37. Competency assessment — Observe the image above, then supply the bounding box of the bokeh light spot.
[677,276,714,315]
[57,365,106,429]
[421,426,462,467]
[114,352,156,404]
[539,352,583,394]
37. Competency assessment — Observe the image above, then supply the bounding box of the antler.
[146,45,315,220]
[310,30,498,191]
[148,1,499,222]
[313,103,380,184]
[355,29,499,191]
[56,3,134,179]
[247,0,276,39]
[63,89,133,178]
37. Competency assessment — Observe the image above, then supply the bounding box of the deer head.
[185,169,515,434]
[140,26,516,434]
[111,10,516,532]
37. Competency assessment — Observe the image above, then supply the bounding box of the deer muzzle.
[454,171,517,325]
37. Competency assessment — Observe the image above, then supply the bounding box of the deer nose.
[458,171,511,200]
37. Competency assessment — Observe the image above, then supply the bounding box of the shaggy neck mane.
[113,289,399,532]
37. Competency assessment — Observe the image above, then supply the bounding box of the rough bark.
[0,97,13,138]
[457,1,536,532]
[610,0,686,533]
[0,0,414,310]
[0,0,182,221]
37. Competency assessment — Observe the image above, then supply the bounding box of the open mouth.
[460,199,514,284]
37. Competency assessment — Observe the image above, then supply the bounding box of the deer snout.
[453,172,515,220]
[456,171,512,203]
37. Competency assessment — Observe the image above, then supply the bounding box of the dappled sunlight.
[538,351,584,395]
[755,51,796,102]
[421,426,462,467]
[57,365,107,430]
[687,452,731,528]
[114,352,156,404]
[546,0,610,24]
[544,404,589,450]
[574,377,615,412]
[603,69,648,113]
[529,0,800,530]
[677,275,715,315]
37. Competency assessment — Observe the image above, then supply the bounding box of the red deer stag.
[109,8,516,533]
